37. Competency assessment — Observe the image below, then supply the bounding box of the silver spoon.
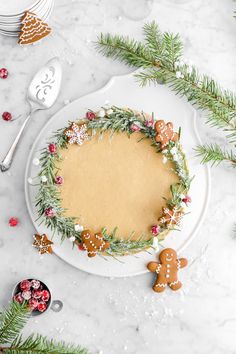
[0,57,62,172]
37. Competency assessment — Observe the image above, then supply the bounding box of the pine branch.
[0,303,89,354]
[0,303,30,345]
[0,334,88,354]
[96,22,236,140]
[195,144,236,166]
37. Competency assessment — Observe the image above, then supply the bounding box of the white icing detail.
[169,280,179,286]
[155,283,166,288]
[166,274,170,278]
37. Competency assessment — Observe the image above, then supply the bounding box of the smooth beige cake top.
[57,130,179,240]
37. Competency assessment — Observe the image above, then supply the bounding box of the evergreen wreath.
[0,301,88,354]
[35,106,191,257]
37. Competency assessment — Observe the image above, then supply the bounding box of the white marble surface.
[0,0,236,353]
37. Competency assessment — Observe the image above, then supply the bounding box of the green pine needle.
[195,144,236,167]
[0,302,30,345]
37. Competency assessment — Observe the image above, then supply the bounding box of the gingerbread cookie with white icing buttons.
[147,248,187,292]
[81,229,110,257]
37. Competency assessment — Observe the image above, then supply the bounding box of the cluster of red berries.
[13,279,50,313]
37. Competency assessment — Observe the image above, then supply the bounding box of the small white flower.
[162,149,168,154]
[180,194,185,199]
[74,224,84,232]
[97,109,106,118]
[170,147,177,154]
[176,71,184,79]
[69,236,76,242]
[163,156,168,164]
[106,108,113,115]
[41,175,48,183]
[27,177,33,184]
[152,237,159,252]
[32,158,40,166]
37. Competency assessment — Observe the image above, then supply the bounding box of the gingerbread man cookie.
[81,229,110,257]
[154,120,179,150]
[147,248,187,292]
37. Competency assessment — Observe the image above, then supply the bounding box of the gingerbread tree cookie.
[81,230,110,257]
[155,120,179,150]
[19,12,52,45]
[147,248,187,292]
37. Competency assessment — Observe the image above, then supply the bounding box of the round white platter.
[25,72,211,277]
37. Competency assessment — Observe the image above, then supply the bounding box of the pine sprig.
[96,21,236,165]
[0,302,30,345]
[195,144,236,167]
[0,303,88,354]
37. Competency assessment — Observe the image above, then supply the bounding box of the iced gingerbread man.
[81,229,110,257]
[147,248,187,292]
[154,120,179,150]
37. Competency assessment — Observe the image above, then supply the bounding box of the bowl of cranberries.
[13,279,51,316]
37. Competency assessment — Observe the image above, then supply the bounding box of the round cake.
[36,106,191,257]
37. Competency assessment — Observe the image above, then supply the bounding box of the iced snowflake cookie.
[35,106,192,257]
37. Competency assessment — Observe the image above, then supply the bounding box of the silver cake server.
[0,57,62,172]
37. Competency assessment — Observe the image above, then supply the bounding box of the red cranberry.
[41,290,50,302]
[2,112,12,121]
[28,298,38,310]
[48,143,57,154]
[78,243,85,251]
[151,225,160,236]
[86,111,96,121]
[182,195,192,205]
[44,207,55,218]
[32,289,42,299]
[9,217,19,227]
[37,301,47,313]
[55,176,64,185]
[0,68,8,79]
[31,279,41,289]
[20,279,31,291]
[22,290,31,300]
[14,293,24,304]
[130,123,141,132]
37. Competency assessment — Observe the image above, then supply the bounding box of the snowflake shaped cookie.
[159,206,182,227]
[64,123,89,145]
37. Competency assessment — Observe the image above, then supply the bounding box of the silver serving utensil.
[0,57,62,172]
